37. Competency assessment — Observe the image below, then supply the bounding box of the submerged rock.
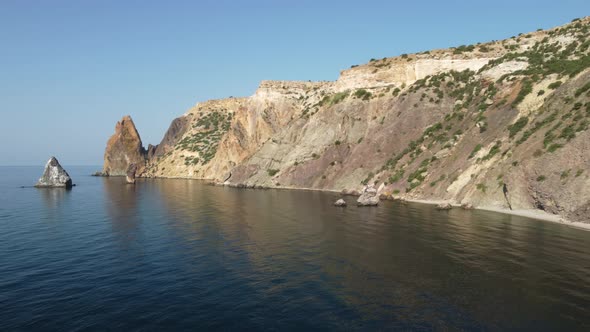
[35,157,73,188]
[126,164,137,184]
[357,185,379,206]
[334,198,347,207]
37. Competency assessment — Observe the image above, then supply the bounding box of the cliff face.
[110,17,590,223]
[102,115,147,176]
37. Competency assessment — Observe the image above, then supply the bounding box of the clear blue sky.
[1,0,588,166]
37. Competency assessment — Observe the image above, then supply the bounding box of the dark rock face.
[103,115,147,176]
[222,172,232,182]
[35,157,73,188]
[126,164,137,184]
[151,115,192,159]
[147,144,158,160]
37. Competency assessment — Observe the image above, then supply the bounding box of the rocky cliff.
[106,17,590,223]
[102,115,147,176]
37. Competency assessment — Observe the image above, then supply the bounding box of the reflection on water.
[38,187,71,209]
[129,179,590,330]
[1,170,590,331]
[103,177,141,247]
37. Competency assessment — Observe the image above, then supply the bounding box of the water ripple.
[1,168,590,330]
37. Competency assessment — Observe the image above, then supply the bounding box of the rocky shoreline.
[221,180,589,230]
[118,173,586,230]
[97,18,590,226]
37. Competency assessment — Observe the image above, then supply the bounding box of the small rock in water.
[461,202,474,210]
[334,198,347,207]
[357,185,379,206]
[126,163,137,184]
[35,157,73,188]
[436,202,453,210]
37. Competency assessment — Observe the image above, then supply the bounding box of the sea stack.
[102,115,147,176]
[35,157,73,188]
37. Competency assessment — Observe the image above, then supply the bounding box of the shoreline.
[116,174,590,231]
[229,183,590,231]
[405,198,590,231]
[216,182,590,230]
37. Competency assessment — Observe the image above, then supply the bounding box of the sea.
[1,166,589,331]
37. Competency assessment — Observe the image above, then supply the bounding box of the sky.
[1,0,589,166]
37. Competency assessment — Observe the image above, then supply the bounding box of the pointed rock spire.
[102,115,147,176]
[35,157,73,188]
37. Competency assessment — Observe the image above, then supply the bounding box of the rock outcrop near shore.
[35,157,73,188]
[357,185,380,206]
[104,18,590,223]
[102,115,147,176]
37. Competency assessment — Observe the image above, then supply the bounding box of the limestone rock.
[334,198,347,206]
[126,164,137,184]
[102,115,147,176]
[35,157,73,188]
[357,185,379,206]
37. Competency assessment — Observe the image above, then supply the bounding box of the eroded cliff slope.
[108,18,590,223]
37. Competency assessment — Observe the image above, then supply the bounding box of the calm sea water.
[1,166,590,331]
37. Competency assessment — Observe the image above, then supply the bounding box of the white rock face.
[35,157,73,188]
[334,198,347,206]
[333,58,493,92]
[481,60,529,80]
[357,185,379,206]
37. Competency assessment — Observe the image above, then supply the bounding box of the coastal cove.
[118,173,584,229]
[1,166,590,330]
[99,17,590,226]
[5,3,590,331]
